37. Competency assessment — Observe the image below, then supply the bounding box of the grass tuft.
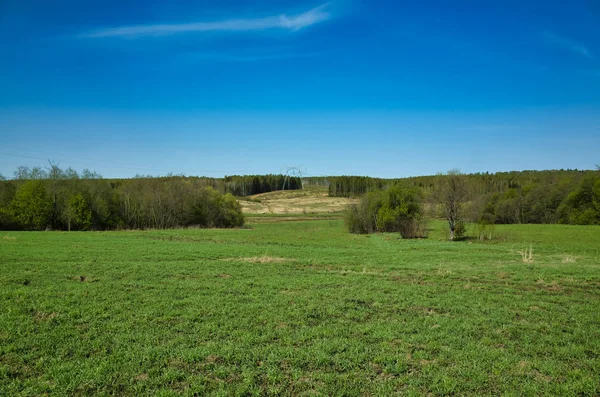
[519,245,534,263]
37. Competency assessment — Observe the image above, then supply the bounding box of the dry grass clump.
[243,256,290,264]
[222,256,291,264]
[518,245,534,263]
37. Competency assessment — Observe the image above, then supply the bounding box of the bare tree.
[437,169,468,241]
[13,166,47,180]
[46,160,64,229]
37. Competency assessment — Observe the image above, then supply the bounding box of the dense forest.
[329,170,600,225]
[223,174,302,196]
[0,166,301,231]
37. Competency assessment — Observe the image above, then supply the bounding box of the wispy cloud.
[543,31,595,59]
[81,3,332,38]
[181,51,321,63]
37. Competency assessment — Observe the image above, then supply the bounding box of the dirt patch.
[33,311,58,323]
[518,361,529,369]
[2,236,16,241]
[533,369,553,382]
[71,275,99,283]
[204,355,222,364]
[419,359,437,366]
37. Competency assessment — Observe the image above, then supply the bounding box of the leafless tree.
[46,160,64,229]
[437,169,468,241]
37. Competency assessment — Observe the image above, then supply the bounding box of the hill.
[238,186,357,215]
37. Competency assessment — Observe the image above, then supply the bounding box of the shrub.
[189,188,244,228]
[453,220,467,240]
[217,193,245,228]
[475,220,495,241]
[345,184,426,238]
[345,191,385,234]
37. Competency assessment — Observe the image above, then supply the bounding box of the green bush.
[453,220,467,239]
[344,191,385,234]
[189,188,244,228]
[345,184,426,238]
[217,193,245,228]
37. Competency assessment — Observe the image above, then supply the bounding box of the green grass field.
[1,220,599,396]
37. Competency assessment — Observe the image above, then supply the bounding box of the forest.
[2,165,599,231]
[0,165,301,231]
[328,169,600,225]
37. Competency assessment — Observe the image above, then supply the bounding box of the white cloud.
[543,31,595,59]
[81,3,332,38]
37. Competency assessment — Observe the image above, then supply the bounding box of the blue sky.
[1,0,599,178]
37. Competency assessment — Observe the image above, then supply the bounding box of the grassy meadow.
[1,218,600,396]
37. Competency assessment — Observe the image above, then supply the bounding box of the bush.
[345,191,385,234]
[217,193,245,228]
[475,220,495,241]
[189,188,244,228]
[453,220,467,239]
[345,184,426,238]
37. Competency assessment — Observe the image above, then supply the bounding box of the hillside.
[238,186,357,215]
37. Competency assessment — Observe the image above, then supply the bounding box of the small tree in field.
[437,170,468,241]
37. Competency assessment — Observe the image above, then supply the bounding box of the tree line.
[0,165,300,231]
[328,176,389,197]
[333,169,600,225]
[223,174,302,196]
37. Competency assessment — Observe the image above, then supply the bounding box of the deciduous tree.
[64,193,92,231]
[437,170,468,240]
[11,180,52,230]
